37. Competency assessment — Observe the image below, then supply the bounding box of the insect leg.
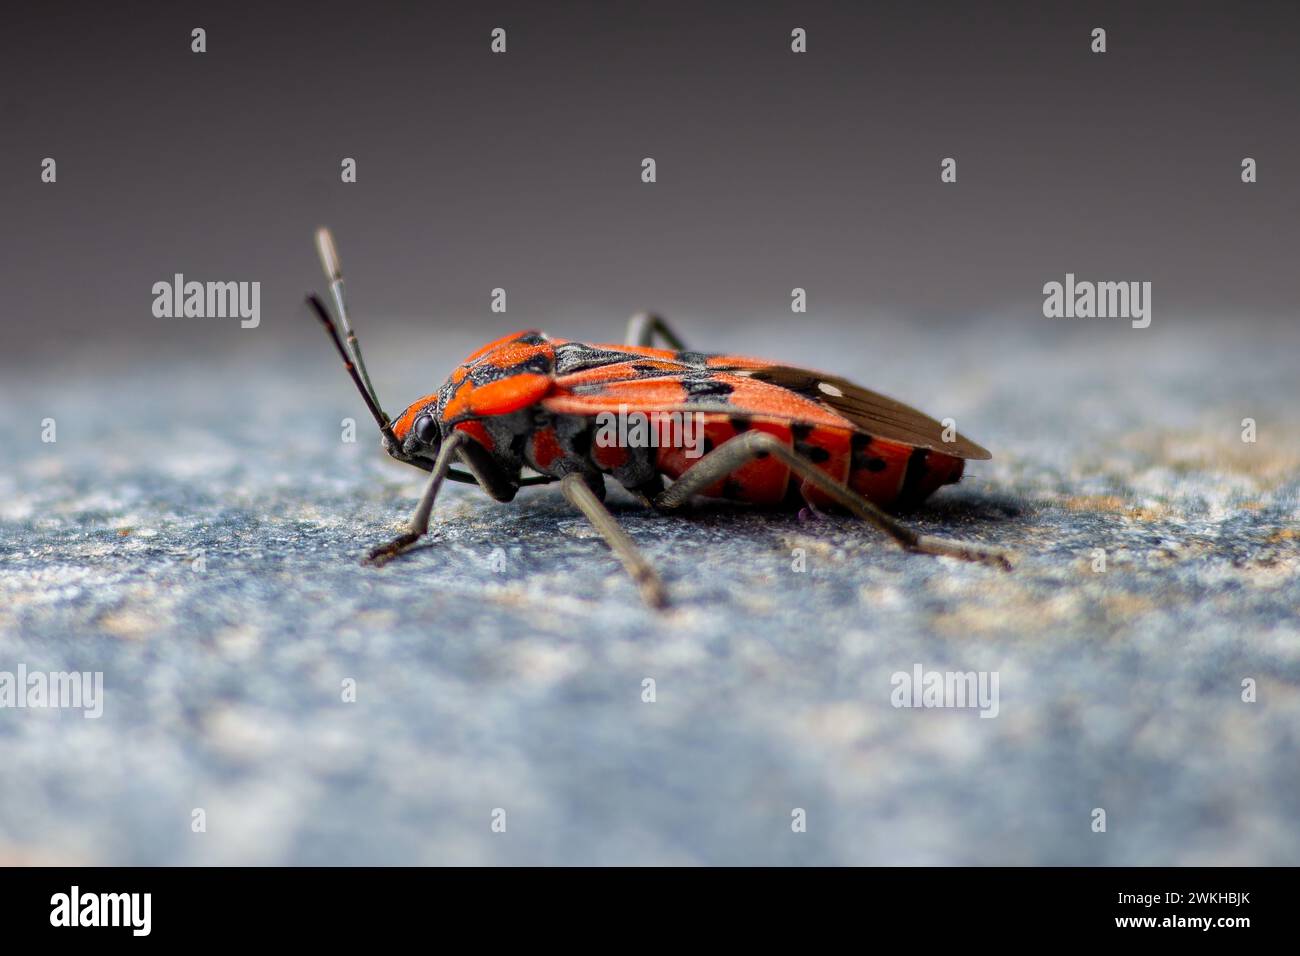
[560,472,669,609]
[654,431,1013,570]
[624,312,689,350]
[456,437,520,502]
[364,431,467,566]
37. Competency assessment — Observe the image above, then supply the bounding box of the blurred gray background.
[1,1,1298,866]
[2,0,1298,366]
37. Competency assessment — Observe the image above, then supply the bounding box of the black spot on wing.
[517,354,553,375]
[553,342,636,376]
[675,351,709,369]
[469,353,552,385]
[683,377,734,401]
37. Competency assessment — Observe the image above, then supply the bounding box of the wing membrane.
[739,365,991,459]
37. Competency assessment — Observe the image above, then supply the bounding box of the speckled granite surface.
[1,314,1297,864]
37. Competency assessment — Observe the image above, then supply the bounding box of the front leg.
[364,432,467,565]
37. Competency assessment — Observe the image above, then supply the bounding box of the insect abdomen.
[846,435,965,510]
[522,410,962,510]
[653,414,963,509]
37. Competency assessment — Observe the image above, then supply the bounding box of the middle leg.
[560,472,669,609]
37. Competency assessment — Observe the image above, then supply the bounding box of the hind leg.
[654,431,1013,569]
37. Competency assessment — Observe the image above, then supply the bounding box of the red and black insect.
[307,228,1010,608]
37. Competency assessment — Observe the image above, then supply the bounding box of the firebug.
[307,228,1011,608]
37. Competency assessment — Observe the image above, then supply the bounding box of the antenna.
[306,293,400,448]
[315,227,385,413]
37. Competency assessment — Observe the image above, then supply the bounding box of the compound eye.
[413,414,439,445]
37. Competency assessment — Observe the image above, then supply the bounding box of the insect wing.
[734,365,991,460]
[544,367,856,431]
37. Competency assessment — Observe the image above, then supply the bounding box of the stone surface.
[1,314,1297,864]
